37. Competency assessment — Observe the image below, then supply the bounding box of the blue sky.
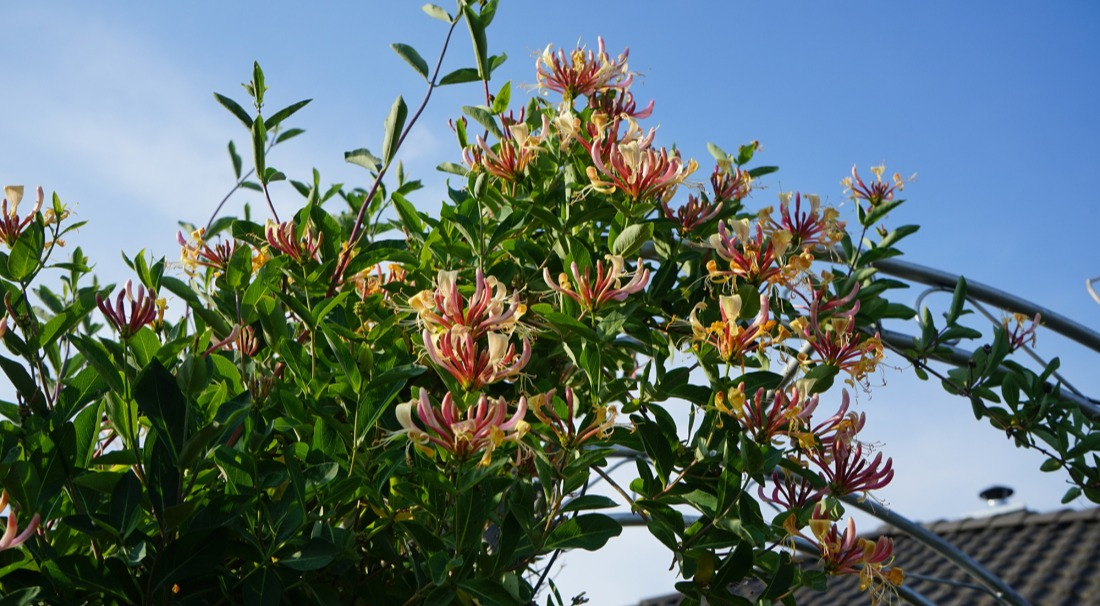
[3,2,1099,603]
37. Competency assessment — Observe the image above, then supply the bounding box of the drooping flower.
[801,505,903,604]
[813,439,895,498]
[395,388,529,466]
[536,37,633,101]
[422,329,531,391]
[0,491,40,551]
[96,280,160,339]
[1003,312,1040,352]
[543,255,649,314]
[0,185,43,248]
[265,220,322,264]
[721,385,819,445]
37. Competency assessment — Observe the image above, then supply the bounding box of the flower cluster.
[802,504,904,602]
[177,228,239,275]
[690,293,776,364]
[536,37,633,101]
[396,388,528,466]
[543,255,649,315]
[587,138,697,203]
[791,283,884,384]
[843,164,907,208]
[761,192,845,252]
[410,269,530,391]
[265,220,322,264]
[707,219,790,287]
[0,185,43,248]
[463,116,549,184]
[529,387,617,448]
[96,280,164,339]
[716,384,818,445]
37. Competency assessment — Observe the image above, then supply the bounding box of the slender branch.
[329,15,463,295]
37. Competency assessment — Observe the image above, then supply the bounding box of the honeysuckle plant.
[0,2,1096,605]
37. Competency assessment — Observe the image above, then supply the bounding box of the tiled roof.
[638,507,1100,606]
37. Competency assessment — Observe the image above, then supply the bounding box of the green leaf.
[243,567,282,606]
[0,354,36,398]
[490,81,511,114]
[462,4,489,80]
[611,222,654,258]
[381,96,408,164]
[561,495,618,513]
[458,579,519,606]
[392,43,430,80]
[133,359,187,461]
[345,148,382,172]
[7,219,44,280]
[422,3,452,22]
[462,105,503,139]
[266,99,311,130]
[439,67,481,86]
[213,93,253,127]
[280,538,339,571]
[946,276,968,324]
[228,140,243,178]
[544,514,622,551]
[252,115,267,180]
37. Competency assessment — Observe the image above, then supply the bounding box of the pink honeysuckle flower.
[710,165,753,203]
[543,255,649,315]
[689,293,775,364]
[662,193,722,236]
[721,385,819,446]
[395,388,529,465]
[761,192,845,251]
[707,219,790,287]
[203,324,260,357]
[759,470,820,511]
[589,89,654,120]
[529,387,618,447]
[462,117,549,184]
[264,220,322,264]
[794,283,884,383]
[536,37,633,101]
[813,440,895,498]
[0,185,43,248]
[177,228,240,275]
[0,491,40,551]
[798,504,903,603]
[409,268,526,338]
[842,164,909,208]
[96,280,160,340]
[587,139,697,203]
[422,329,531,391]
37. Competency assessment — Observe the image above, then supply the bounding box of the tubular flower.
[587,139,697,203]
[395,388,529,466]
[1003,312,1040,352]
[803,506,903,604]
[422,329,531,391]
[842,164,907,208]
[0,185,44,248]
[589,89,654,120]
[707,219,790,287]
[529,387,617,447]
[463,118,548,183]
[813,440,895,498]
[662,193,722,236]
[543,255,649,314]
[759,470,820,511]
[763,192,846,251]
[204,324,260,357]
[96,280,159,339]
[264,220,322,264]
[689,293,776,363]
[409,269,526,338]
[0,491,40,551]
[798,284,884,382]
[724,385,819,446]
[350,264,406,301]
[710,165,752,203]
[536,37,633,100]
[802,390,867,453]
[177,228,239,275]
